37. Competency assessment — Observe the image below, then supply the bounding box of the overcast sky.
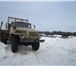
[0,2,76,32]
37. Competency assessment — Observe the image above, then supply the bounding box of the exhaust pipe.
[0,21,3,30]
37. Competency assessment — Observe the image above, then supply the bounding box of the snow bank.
[0,42,6,59]
[0,37,76,65]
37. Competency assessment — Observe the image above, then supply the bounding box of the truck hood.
[16,27,39,32]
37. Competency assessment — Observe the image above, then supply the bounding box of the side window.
[28,25,30,28]
[29,24,31,28]
[25,23,31,28]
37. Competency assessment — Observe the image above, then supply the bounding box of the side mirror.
[0,21,3,29]
[34,25,35,29]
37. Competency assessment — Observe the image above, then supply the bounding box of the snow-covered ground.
[0,36,76,66]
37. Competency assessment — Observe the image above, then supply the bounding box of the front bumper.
[35,39,45,42]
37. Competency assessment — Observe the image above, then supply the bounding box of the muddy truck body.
[0,17,44,52]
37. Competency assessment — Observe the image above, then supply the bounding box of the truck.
[0,17,44,52]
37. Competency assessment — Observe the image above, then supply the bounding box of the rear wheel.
[32,42,40,51]
[1,37,8,44]
[0,33,8,44]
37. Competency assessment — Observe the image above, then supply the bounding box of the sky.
[0,1,76,32]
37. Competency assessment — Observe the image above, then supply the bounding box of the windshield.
[11,22,31,28]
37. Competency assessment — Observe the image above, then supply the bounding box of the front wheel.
[32,42,40,51]
[11,40,18,52]
[11,36,20,52]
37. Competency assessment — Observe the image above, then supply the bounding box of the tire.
[32,42,40,51]
[11,36,19,52]
[0,33,8,44]
[1,37,7,44]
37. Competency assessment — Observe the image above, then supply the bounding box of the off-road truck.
[0,17,44,52]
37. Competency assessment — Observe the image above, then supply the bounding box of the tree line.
[39,31,76,37]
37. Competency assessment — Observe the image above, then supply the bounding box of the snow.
[0,36,76,65]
